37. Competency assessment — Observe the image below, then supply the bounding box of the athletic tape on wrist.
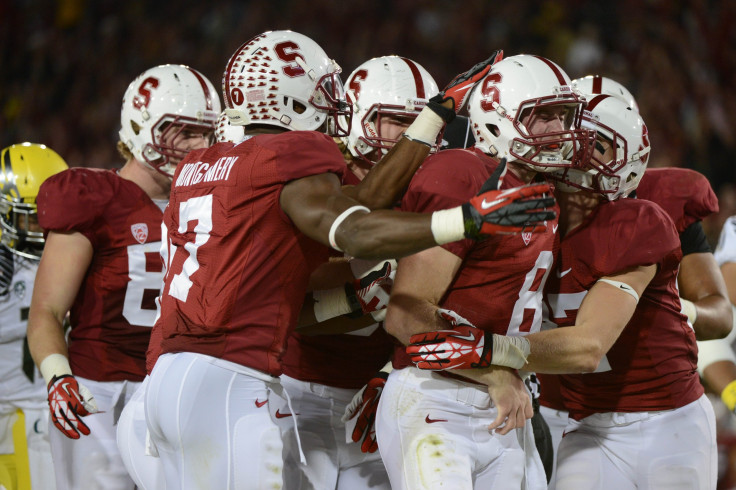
[430,206,466,245]
[680,297,698,324]
[722,380,736,412]
[39,353,73,385]
[491,334,530,369]
[313,287,354,323]
[329,206,370,252]
[427,99,456,123]
[597,279,640,303]
[403,107,445,146]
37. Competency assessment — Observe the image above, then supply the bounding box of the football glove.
[345,260,394,318]
[462,183,556,239]
[406,308,493,370]
[342,363,393,453]
[47,374,98,439]
[429,49,504,119]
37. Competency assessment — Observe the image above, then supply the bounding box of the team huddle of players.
[1,28,734,490]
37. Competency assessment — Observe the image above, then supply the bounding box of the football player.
[270,55,438,490]
[409,93,718,489]
[535,75,731,488]
[26,64,220,490]
[0,143,67,490]
[143,30,554,489]
[377,54,593,490]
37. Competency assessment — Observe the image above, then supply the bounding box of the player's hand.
[406,308,493,370]
[47,374,98,439]
[430,50,504,115]
[342,366,391,453]
[462,182,556,239]
[346,260,394,317]
[482,367,533,435]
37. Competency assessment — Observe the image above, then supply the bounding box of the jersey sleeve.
[37,168,116,246]
[637,168,718,233]
[587,200,680,277]
[266,131,346,183]
[715,216,736,266]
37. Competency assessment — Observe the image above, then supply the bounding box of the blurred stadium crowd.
[1,0,735,243]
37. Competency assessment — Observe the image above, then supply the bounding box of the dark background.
[2,0,735,243]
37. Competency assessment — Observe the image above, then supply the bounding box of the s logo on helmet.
[349,69,368,98]
[274,42,306,78]
[479,73,503,113]
[132,77,160,110]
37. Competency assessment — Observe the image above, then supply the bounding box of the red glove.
[429,50,504,120]
[346,260,394,317]
[342,366,391,453]
[406,308,493,370]
[47,375,94,439]
[462,183,556,239]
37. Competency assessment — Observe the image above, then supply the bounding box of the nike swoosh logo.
[275,409,298,419]
[451,332,476,342]
[481,198,503,209]
[255,399,267,408]
[552,224,559,233]
[562,429,577,438]
[619,284,633,292]
[556,268,572,278]
[425,415,448,424]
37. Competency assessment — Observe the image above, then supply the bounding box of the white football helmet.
[215,111,246,144]
[572,75,639,112]
[342,56,439,163]
[119,64,221,178]
[551,94,650,200]
[467,54,593,172]
[222,30,351,136]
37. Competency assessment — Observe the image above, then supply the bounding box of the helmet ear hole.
[131,121,141,136]
[487,124,501,137]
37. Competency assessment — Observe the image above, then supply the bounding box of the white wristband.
[329,206,370,252]
[430,206,466,245]
[597,279,640,303]
[39,353,73,385]
[680,297,698,324]
[313,287,353,323]
[403,107,445,146]
[491,334,531,369]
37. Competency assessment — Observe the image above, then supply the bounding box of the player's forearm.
[523,328,607,374]
[27,307,69,369]
[689,294,733,340]
[347,137,431,209]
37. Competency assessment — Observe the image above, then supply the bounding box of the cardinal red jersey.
[392,148,558,369]
[539,168,717,411]
[156,131,345,377]
[543,198,702,420]
[37,168,164,382]
[636,167,718,233]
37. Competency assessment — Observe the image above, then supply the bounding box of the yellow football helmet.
[0,143,69,259]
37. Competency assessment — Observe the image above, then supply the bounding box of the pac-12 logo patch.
[131,223,149,244]
[522,231,532,246]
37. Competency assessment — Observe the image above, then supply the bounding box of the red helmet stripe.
[586,94,610,111]
[592,75,604,94]
[399,57,425,98]
[186,67,214,110]
[532,56,568,86]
